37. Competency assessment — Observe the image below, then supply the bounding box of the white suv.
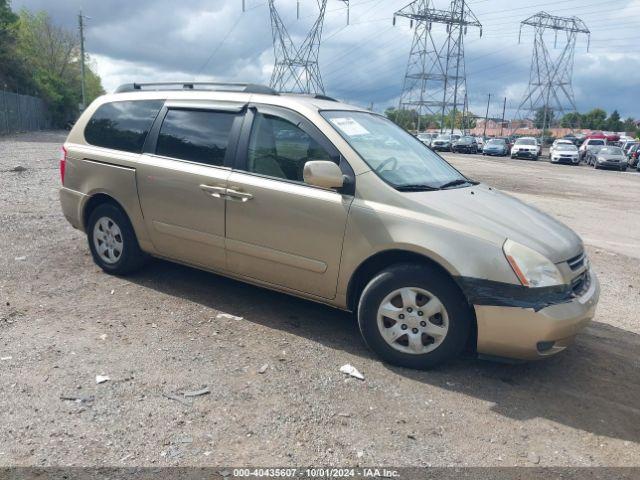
[511,137,540,160]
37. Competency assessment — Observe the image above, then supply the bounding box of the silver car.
[591,146,628,171]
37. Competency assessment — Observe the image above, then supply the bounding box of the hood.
[401,184,582,263]
[598,153,624,160]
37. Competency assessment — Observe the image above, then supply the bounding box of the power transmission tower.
[263,0,348,94]
[516,12,590,136]
[394,0,481,133]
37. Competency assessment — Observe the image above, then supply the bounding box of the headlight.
[597,157,605,162]
[503,239,565,287]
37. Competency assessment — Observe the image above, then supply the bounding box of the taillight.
[60,146,67,185]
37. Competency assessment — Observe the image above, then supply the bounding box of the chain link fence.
[0,90,51,135]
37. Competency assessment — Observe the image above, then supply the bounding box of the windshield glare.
[458,137,474,144]
[487,139,505,145]
[435,134,451,140]
[600,147,623,155]
[515,138,536,145]
[321,111,467,189]
[557,144,578,151]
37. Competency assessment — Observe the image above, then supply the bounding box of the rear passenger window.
[84,100,163,153]
[156,109,235,166]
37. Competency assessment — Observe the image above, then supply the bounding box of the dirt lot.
[1,131,639,467]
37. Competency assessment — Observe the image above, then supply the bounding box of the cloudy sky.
[11,0,640,119]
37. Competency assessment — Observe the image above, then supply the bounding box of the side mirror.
[303,160,344,190]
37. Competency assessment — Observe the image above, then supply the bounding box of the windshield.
[458,136,474,144]
[588,139,605,145]
[600,147,623,155]
[321,111,468,189]
[556,144,578,151]
[435,134,451,141]
[417,134,432,140]
[515,138,536,145]
[487,139,505,145]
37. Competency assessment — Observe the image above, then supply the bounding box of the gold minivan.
[59,82,599,368]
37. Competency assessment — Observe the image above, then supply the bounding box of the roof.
[108,81,365,113]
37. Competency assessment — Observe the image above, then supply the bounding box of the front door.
[225,106,354,299]
[137,104,244,270]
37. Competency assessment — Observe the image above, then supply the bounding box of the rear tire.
[357,264,472,369]
[87,203,147,276]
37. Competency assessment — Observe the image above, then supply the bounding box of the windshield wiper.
[396,184,440,192]
[438,179,477,189]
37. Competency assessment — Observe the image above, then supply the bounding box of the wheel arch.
[82,192,128,230]
[346,249,477,353]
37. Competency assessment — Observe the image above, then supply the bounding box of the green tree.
[560,112,583,128]
[385,108,416,130]
[606,110,622,132]
[0,0,33,90]
[534,107,555,129]
[623,117,637,133]
[582,108,607,130]
[15,9,104,126]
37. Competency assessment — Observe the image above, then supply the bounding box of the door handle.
[225,188,253,202]
[199,184,226,198]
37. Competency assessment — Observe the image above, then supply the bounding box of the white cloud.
[12,0,640,117]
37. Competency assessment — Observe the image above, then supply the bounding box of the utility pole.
[450,0,465,135]
[483,93,491,138]
[500,97,506,136]
[78,11,87,110]
[394,0,481,136]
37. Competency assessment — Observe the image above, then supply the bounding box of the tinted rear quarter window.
[156,109,236,166]
[84,100,163,153]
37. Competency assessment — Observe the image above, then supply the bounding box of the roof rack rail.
[283,92,339,102]
[114,82,279,95]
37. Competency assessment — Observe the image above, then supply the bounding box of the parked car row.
[414,131,640,171]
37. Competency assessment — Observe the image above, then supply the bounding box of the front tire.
[357,264,472,369]
[87,203,147,275]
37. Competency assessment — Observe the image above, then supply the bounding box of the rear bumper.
[475,270,600,360]
[59,187,87,232]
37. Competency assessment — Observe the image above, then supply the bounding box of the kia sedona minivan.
[59,82,599,369]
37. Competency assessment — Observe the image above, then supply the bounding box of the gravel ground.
[0,131,639,467]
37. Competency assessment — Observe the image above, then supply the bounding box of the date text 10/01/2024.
[232,468,401,478]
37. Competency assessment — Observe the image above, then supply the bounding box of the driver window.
[247,113,333,182]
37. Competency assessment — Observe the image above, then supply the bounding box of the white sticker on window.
[329,117,370,136]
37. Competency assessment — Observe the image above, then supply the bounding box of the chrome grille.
[571,270,591,297]
[567,251,586,271]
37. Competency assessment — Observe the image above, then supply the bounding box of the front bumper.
[432,144,450,151]
[597,160,625,168]
[474,269,600,360]
[512,150,538,159]
[483,149,505,156]
[552,156,579,164]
